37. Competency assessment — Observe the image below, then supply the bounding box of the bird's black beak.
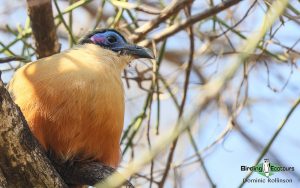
[113,44,154,59]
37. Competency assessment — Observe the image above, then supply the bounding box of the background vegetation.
[0,0,299,187]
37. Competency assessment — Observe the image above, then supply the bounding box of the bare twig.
[138,0,243,47]
[110,1,161,15]
[158,6,195,187]
[0,56,29,63]
[130,0,194,42]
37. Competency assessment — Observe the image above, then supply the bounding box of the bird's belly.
[20,79,124,168]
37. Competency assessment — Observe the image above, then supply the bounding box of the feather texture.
[8,44,133,167]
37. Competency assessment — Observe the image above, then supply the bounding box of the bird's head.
[79,29,154,63]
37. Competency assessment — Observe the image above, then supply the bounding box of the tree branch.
[130,0,194,42]
[138,0,243,47]
[26,0,60,58]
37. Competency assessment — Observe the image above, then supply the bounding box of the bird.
[7,29,153,170]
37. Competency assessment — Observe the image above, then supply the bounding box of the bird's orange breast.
[8,46,125,168]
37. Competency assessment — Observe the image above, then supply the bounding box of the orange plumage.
[8,43,137,167]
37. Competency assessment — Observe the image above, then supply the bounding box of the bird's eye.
[107,36,117,43]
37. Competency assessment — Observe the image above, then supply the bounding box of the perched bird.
[8,29,153,169]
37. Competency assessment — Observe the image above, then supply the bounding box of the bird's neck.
[73,44,132,72]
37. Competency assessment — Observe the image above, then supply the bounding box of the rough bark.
[0,77,67,188]
[0,167,7,187]
[26,0,60,58]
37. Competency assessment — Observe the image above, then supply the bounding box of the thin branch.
[110,0,161,15]
[130,0,194,42]
[0,56,29,63]
[138,0,243,47]
[53,0,76,44]
[158,7,195,186]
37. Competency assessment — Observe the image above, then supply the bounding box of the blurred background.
[0,0,299,187]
